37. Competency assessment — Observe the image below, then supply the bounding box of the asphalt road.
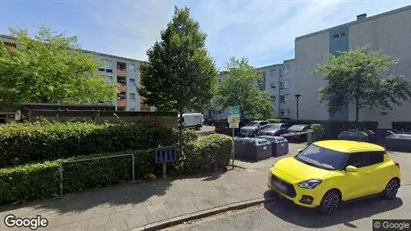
[168,186,411,231]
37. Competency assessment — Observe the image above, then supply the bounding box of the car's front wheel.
[383,178,400,200]
[318,190,341,215]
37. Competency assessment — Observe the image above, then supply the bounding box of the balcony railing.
[117,84,127,93]
[117,69,127,77]
[117,101,127,108]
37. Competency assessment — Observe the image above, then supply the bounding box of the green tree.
[314,46,411,123]
[215,57,275,119]
[0,27,116,110]
[138,6,217,149]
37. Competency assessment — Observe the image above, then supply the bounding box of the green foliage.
[177,134,232,173]
[181,129,199,144]
[311,124,325,141]
[0,27,116,110]
[0,122,177,167]
[314,46,411,122]
[391,122,411,132]
[0,135,229,205]
[215,57,275,119]
[138,6,217,115]
[267,118,281,123]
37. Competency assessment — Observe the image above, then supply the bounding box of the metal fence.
[59,153,135,198]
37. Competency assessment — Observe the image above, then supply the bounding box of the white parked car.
[180,113,204,130]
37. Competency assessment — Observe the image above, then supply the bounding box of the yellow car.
[268,140,401,215]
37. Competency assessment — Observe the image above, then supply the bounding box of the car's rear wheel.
[318,190,340,215]
[383,178,399,200]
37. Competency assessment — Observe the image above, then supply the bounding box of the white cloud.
[79,0,411,68]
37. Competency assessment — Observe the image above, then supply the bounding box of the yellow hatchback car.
[268,140,401,215]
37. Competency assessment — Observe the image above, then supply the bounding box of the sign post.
[228,105,240,168]
[155,147,177,178]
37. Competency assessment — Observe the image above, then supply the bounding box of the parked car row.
[239,120,311,138]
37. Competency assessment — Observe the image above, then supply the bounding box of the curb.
[130,197,278,231]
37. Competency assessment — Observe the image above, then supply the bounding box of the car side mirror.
[297,148,303,153]
[345,165,358,172]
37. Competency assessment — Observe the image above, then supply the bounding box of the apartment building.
[0,35,153,112]
[294,5,411,128]
[205,59,296,120]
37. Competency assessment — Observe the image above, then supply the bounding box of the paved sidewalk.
[0,167,271,231]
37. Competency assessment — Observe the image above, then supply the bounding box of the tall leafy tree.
[0,27,116,110]
[215,57,275,119]
[138,6,217,148]
[314,46,411,122]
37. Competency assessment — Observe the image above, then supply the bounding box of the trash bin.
[337,130,369,142]
[235,138,271,162]
[257,136,289,157]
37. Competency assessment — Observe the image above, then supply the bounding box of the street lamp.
[294,94,301,121]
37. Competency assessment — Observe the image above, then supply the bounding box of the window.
[279,67,284,76]
[364,152,385,166]
[259,121,269,126]
[286,108,291,117]
[285,94,290,102]
[129,64,136,72]
[333,33,346,38]
[346,154,366,168]
[105,60,113,73]
[129,108,135,111]
[280,109,285,116]
[280,82,285,89]
[107,76,113,83]
[285,65,291,74]
[129,78,136,86]
[271,69,276,77]
[270,83,276,89]
[129,93,136,101]
[295,144,349,170]
[280,95,285,103]
[270,95,276,101]
[284,79,291,89]
[259,72,266,84]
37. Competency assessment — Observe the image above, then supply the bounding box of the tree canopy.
[314,46,411,122]
[138,6,218,118]
[0,27,116,110]
[215,57,275,119]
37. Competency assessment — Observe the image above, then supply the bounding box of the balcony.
[117,100,127,108]
[117,84,127,93]
[117,69,127,77]
[117,62,127,77]
[140,104,151,112]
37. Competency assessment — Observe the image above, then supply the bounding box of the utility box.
[257,136,289,157]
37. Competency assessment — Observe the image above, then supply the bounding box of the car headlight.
[298,179,322,189]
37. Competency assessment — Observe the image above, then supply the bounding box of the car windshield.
[294,144,348,170]
[246,122,259,127]
[288,125,306,131]
[264,124,281,129]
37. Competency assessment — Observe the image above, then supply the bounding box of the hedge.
[0,122,198,168]
[178,134,232,173]
[311,124,325,141]
[392,122,411,132]
[0,133,229,206]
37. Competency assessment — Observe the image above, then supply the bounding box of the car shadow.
[263,190,403,228]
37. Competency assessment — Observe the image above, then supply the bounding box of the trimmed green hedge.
[0,122,197,168]
[266,118,282,123]
[0,134,229,206]
[311,124,325,141]
[392,122,411,132]
[180,134,232,173]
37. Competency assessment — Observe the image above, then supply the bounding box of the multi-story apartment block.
[294,5,411,128]
[0,35,153,113]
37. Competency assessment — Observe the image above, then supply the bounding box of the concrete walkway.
[0,167,270,231]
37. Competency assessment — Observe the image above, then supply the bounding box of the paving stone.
[126,214,148,229]
[180,204,198,215]
[164,206,185,219]
[145,211,168,224]
[147,203,166,214]
[194,199,214,211]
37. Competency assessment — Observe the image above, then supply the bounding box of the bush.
[178,134,232,173]
[0,133,228,205]
[266,118,281,123]
[0,150,156,205]
[0,122,177,168]
[311,124,325,141]
[180,129,199,144]
[392,122,411,133]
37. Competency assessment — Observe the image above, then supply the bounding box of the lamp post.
[295,94,301,121]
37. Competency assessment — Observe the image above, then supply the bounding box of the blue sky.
[1,0,410,69]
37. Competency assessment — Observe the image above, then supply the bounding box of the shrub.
[311,124,325,141]
[180,129,199,144]
[266,118,281,123]
[0,150,155,205]
[180,134,232,173]
[392,122,411,133]
[0,122,177,168]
